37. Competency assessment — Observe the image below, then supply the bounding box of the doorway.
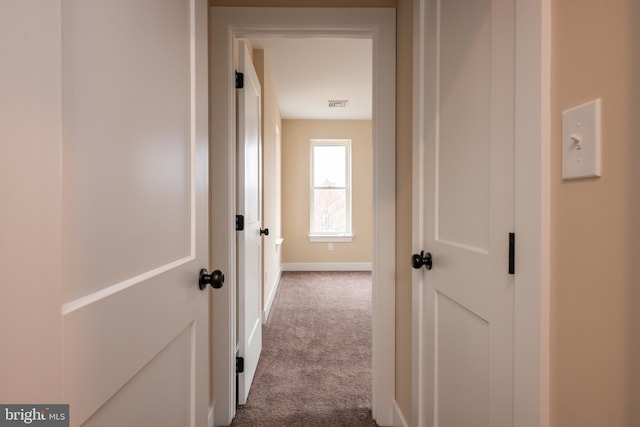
[210,7,396,427]
[242,33,375,421]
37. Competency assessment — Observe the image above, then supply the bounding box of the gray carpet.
[230,271,379,427]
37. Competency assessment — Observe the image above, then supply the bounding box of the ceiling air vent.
[328,100,349,108]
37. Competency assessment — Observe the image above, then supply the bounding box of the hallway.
[231,271,378,426]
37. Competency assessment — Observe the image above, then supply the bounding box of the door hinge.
[508,232,515,275]
[236,214,244,231]
[235,71,244,89]
[236,356,245,373]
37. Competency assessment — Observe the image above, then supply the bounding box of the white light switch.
[562,98,602,180]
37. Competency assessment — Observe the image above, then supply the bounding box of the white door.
[415,0,515,425]
[60,1,209,425]
[236,41,263,405]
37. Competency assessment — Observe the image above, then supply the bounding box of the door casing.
[210,7,397,427]
[411,0,551,425]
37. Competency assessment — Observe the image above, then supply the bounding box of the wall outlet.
[328,243,334,251]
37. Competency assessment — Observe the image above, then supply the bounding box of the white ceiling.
[249,37,372,120]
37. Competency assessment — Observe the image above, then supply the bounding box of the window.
[309,140,352,241]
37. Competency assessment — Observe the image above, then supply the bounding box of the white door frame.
[236,40,263,405]
[210,7,397,427]
[411,0,551,426]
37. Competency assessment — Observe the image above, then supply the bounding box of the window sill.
[308,234,353,243]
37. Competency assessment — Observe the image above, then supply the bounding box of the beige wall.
[252,49,283,314]
[394,0,413,421]
[551,0,640,425]
[281,120,373,264]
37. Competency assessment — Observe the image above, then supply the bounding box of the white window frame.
[309,139,353,242]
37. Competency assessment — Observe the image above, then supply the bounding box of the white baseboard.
[281,262,372,272]
[393,400,409,427]
[263,269,282,323]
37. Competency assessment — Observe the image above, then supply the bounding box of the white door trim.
[411,0,551,426]
[210,7,396,426]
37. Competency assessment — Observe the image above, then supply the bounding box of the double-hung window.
[309,140,352,242]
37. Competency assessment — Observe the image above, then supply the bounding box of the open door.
[59,1,210,425]
[236,40,263,405]
[414,0,516,425]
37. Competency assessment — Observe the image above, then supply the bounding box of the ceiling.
[249,37,372,120]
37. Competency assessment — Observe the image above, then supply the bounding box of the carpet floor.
[230,271,379,427]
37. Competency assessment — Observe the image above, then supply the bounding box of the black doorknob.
[260,228,269,236]
[411,251,433,270]
[199,268,224,290]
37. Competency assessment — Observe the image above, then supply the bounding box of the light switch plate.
[562,98,602,180]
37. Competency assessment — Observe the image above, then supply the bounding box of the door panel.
[437,292,489,427]
[83,326,193,427]
[236,41,263,405]
[437,0,491,251]
[61,1,209,425]
[420,0,515,425]
[62,0,192,301]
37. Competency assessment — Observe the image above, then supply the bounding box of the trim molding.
[263,269,282,323]
[281,262,372,272]
[513,0,551,425]
[393,400,409,427]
